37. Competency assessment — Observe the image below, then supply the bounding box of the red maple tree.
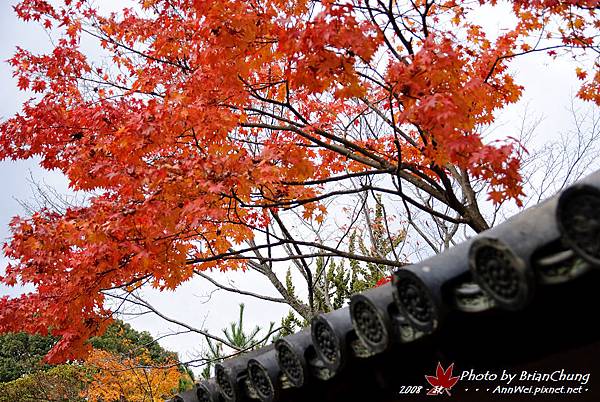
[1,0,598,362]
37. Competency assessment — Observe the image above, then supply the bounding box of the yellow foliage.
[84,349,183,402]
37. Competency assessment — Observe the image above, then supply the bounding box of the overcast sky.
[0,0,595,373]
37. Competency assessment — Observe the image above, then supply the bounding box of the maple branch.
[245,186,372,208]
[281,168,395,186]
[238,121,449,204]
[379,0,415,55]
[313,186,372,287]
[194,252,344,263]
[484,44,575,83]
[76,75,162,97]
[128,329,194,356]
[356,70,392,91]
[193,269,288,304]
[448,165,489,231]
[408,215,440,254]
[103,291,243,351]
[237,106,304,129]
[82,25,192,74]
[370,185,467,224]
[239,122,383,169]
[429,165,487,231]
[358,97,417,147]
[271,211,315,312]
[101,274,153,292]
[365,0,405,61]
[409,0,433,38]
[230,182,466,225]
[185,236,405,268]
[239,76,309,125]
[313,125,394,168]
[244,240,312,320]
[121,325,284,372]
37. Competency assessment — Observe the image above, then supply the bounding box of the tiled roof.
[172,170,600,402]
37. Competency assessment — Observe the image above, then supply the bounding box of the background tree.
[87,320,196,395]
[84,349,184,402]
[0,332,56,382]
[89,320,178,365]
[0,364,86,402]
[0,0,598,363]
[0,320,191,401]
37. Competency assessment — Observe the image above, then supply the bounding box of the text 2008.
[398,386,423,394]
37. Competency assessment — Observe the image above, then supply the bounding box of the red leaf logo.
[375,275,392,287]
[425,362,459,396]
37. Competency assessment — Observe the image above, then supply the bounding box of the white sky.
[0,0,596,374]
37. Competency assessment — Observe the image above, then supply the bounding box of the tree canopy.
[0,332,56,382]
[1,0,598,362]
[88,319,177,364]
[0,320,189,402]
[0,320,177,380]
[0,364,86,402]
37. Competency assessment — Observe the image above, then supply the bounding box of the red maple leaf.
[425,363,460,396]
